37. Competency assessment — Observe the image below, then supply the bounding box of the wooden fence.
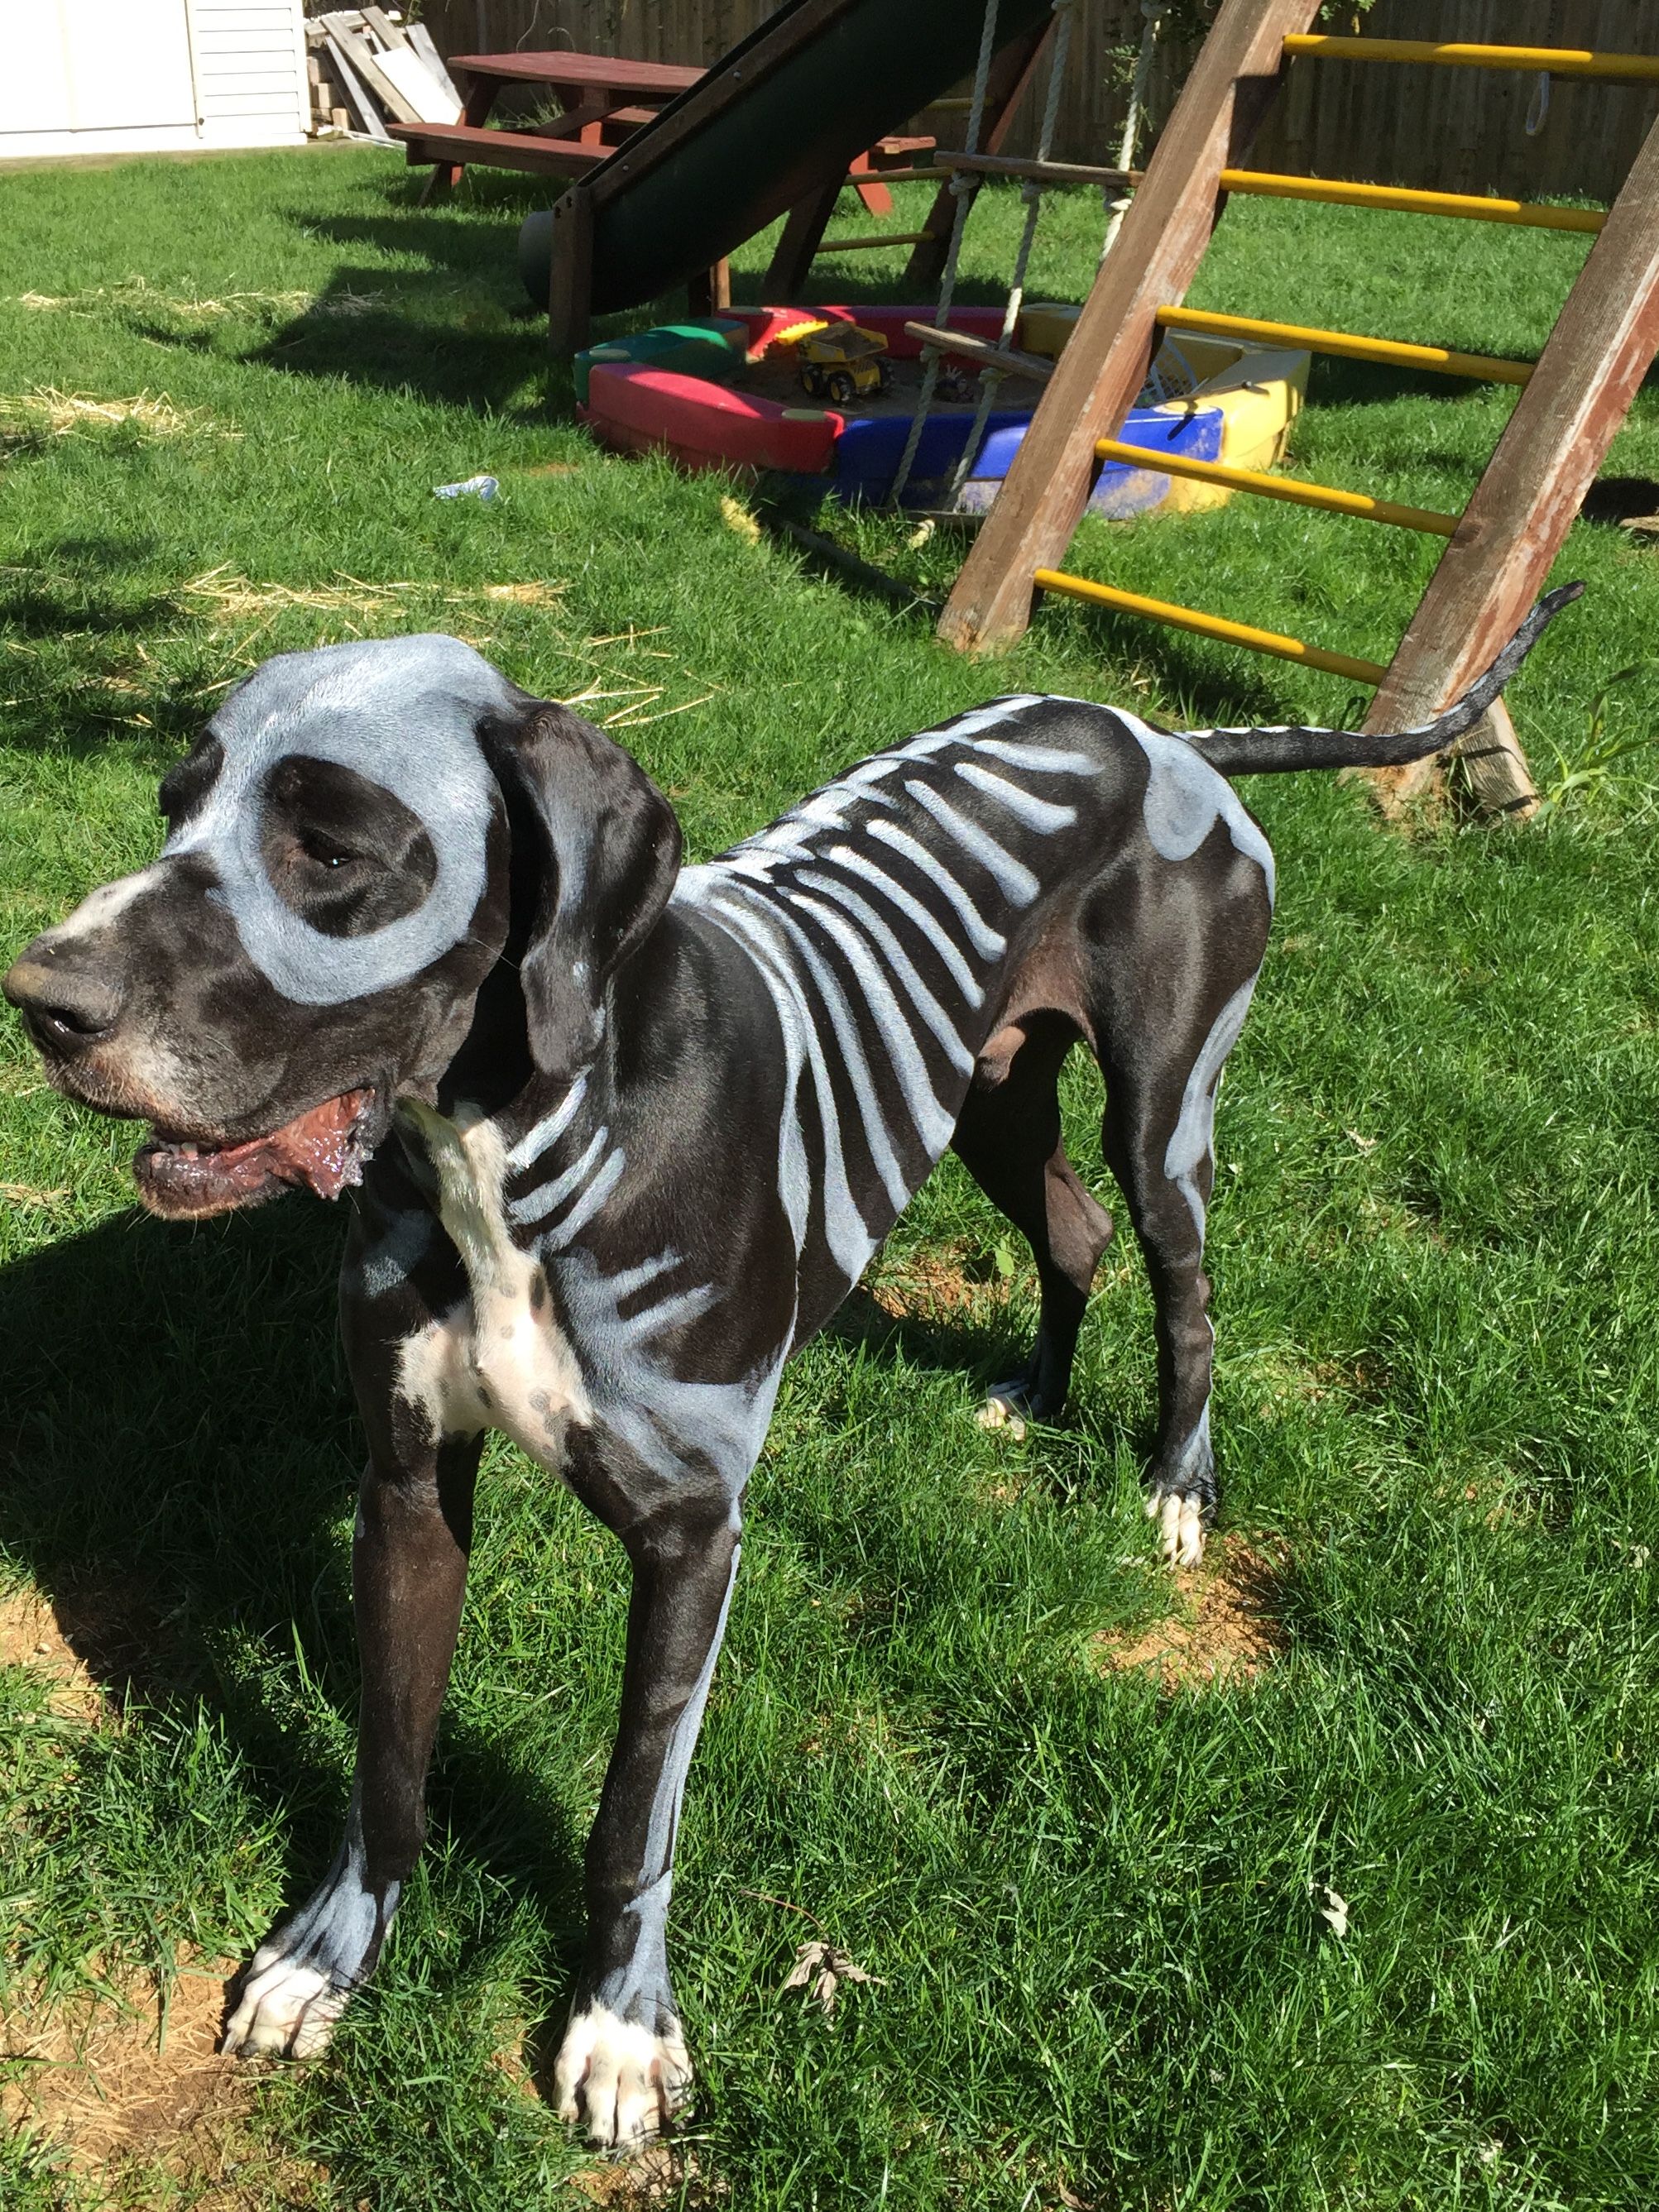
[413,1,1659,203]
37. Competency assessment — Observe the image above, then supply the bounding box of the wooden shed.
[0,0,310,160]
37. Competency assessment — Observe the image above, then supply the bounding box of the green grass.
[2,146,1657,2210]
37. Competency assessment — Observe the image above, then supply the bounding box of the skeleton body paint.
[165,636,512,1004]
[2,591,1580,2148]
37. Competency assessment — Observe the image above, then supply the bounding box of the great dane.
[2,583,1575,2145]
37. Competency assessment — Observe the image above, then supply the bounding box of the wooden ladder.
[936,0,1659,813]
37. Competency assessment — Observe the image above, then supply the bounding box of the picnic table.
[390,49,933,214]
[390,52,700,197]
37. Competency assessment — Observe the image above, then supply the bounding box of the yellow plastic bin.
[1016,305,1311,513]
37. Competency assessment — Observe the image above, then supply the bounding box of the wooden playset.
[932,2,1659,814]
[519,0,1659,812]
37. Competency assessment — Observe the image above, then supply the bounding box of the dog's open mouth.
[133,1089,374,1218]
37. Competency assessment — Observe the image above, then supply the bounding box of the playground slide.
[520,0,1054,316]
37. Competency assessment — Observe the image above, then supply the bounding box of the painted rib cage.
[676,696,1102,1290]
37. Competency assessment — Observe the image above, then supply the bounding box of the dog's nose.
[2,945,124,1053]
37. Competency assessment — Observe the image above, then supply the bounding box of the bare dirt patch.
[0,1588,288,2200]
[0,1953,317,2205]
[1093,1537,1287,1693]
[866,1242,1000,1324]
[0,1584,105,1724]
[567,2141,724,2206]
[0,1572,184,1713]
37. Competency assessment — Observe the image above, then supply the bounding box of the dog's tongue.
[135,1089,370,1216]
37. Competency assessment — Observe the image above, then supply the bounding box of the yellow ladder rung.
[1155,305,1533,386]
[1217,169,1605,234]
[1033,570,1388,685]
[1094,438,1459,535]
[1283,36,1659,86]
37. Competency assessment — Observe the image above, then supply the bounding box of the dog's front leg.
[554,1486,741,2149]
[226,1204,479,2059]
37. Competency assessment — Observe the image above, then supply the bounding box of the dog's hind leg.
[1091,887,1269,1568]
[952,1011,1115,1439]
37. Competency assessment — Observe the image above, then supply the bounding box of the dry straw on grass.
[12,277,382,320]
[178,567,568,622]
[171,573,720,727]
[0,388,217,448]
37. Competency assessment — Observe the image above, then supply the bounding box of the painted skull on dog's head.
[2,634,682,1219]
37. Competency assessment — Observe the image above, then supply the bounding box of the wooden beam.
[903,320,1056,381]
[818,230,934,251]
[1092,436,1460,534]
[1283,34,1659,84]
[1156,304,1534,385]
[1035,568,1388,683]
[1364,108,1659,812]
[319,27,390,141]
[765,178,843,296]
[937,151,1141,189]
[937,0,1326,654]
[1220,168,1605,234]
[319,13,420,125]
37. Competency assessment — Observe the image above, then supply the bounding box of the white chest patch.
[394,1103,592,1468]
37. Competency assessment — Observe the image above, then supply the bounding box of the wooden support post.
[547,187,595,360]
[418,72,497,202]
[765,180,843,296]
[904,22,1052,290]
[687,256,732,317]
[851,150,894,217]
[1364,111,1659,814]
[937,0,1324,654]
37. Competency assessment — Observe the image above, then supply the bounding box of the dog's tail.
[1178,582,1584,778]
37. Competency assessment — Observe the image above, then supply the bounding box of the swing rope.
[886,0,1002,505]
[1102,1,1167,259]
[944,0,1077,502]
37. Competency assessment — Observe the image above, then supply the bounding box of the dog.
[2,582,1575,2146]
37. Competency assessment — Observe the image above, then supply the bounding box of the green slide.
[520,0,1054,315]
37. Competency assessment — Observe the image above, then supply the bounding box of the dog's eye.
[300,833,359,871]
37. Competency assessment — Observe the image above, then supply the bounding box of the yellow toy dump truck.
[794,323,889,405]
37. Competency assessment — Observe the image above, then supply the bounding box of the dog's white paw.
[1147,1488,1206,1568]
[977,1391,1028,1442]
[553,2003,690,2148]
[222,1952,348,2059]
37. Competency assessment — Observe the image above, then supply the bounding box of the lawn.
[1,145,1657,2211]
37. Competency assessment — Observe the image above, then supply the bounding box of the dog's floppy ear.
[485,702,683,1080]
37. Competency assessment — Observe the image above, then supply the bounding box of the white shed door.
[0,2,198,136]
[66,0,197,128]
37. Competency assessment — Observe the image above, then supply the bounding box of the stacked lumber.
[304,9,461,141]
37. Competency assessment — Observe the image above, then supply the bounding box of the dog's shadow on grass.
[822,1276,1155,1482]
[0,1196,587,1971]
